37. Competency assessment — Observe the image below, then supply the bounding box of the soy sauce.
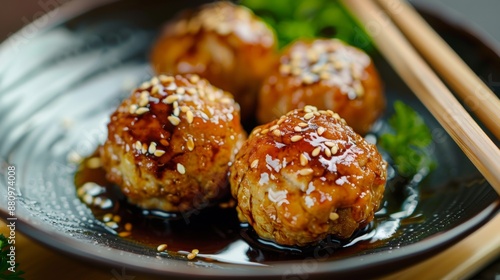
[74,151,422,265]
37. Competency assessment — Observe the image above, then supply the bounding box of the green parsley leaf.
[379,101,436,177]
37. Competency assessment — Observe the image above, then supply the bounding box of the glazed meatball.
[257,39,384,135]
[100,74,246,213]
[230,106,387,246]
[151,1,277,122]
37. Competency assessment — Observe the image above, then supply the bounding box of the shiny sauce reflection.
[74,153,424,265]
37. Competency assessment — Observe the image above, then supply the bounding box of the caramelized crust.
[151,1,277,122]
[100,74,246,212]
[230,106,387,246]
[257,39,385,135]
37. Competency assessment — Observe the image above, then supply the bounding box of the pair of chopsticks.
[340,0,500,195]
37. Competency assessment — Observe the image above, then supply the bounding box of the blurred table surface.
[1,0,499,279]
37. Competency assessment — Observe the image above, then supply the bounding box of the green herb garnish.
[379,101,436,177]
[240,0,374,52]
[0,234,24,280]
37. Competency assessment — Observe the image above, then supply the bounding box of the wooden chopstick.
[339,0,500,195]
[380,209,500,280]
[376,0,500,140]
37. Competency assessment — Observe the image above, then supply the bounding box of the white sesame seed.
[302,73,316,85]
[304,105,318,113]
[270,124,279,131]
[279,64,291,75]
[317,127,326,135]
[291,135,303,142]
[103,213,113,222]
[298,122,308,128]
[189,75,200,83]
[324,141,336,147]
[173,107,180,117]
[294,126,302,132]
[187,137,194,151]
[304,112,314,120]
[157,244,168,252]
[354,82,365,97]
[168,115,181,126]
[251,159,259,169]
[187,253,196,260]
[181,105,190,113]
[140,81,151,89]
[300,154,308,166]
[186,110,194,124]
[177,163,186,174]
[320,71,331,80]
[159,75,173,83]
[298,168,314,176]
[151,85,160,95]
[163,94,179,104]
[186,88,197,95]
[150,76,160,85]
[141,143,148,154]
[277,118,285,125]
[176,87,185,95]
[312,146,321,157]
[86,157,102,169]
[261,128,269,134]
[329,212,339,221]
[273,129,281,137]
[129,104,138,114]
[324,147,332,157]
[148,142,157,154]
[331,145,339,155]
[135,141,142,151]
[135,107,150,115]
[154,150,166,157]
[253,128,262,135]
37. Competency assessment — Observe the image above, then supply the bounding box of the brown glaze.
[257,39,385,135]
[150,1,278,122]
[230,106,387,246]
[100,74,246,212]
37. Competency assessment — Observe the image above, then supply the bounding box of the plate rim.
[0,0,499,278]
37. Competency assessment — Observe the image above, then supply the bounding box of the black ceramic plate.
[0,0,499,278]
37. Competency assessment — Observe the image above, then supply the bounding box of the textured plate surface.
[0,0,499,278]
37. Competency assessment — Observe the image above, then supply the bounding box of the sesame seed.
[187,253,196,260]
[320,71,330,80]
[186,88,197,95]
[103,213,113,222]
[298,122,308,128]
[189,75,200,83]
[154,150,166,157]
[125,223,132,231]
[181,105,190,113]
[148,142,157,154]
[129,104,138,114]
[270,124,279,131]
[177,163,186,174]
[157,244,168,252]
[292,67,302,76]
[329,212,339,221]
[331,145,339,155]
[298,168,314,176]
[333,60,345,70]
[141,143,148,154]
[135,107,150,115]
[118,231,131,237]
[187,137,194,151]
[135,141,142,151]
[113,215,121,223]
[304,112,314,120]
[221,97,232,104]
[324,141,336,147]
[294,126,302,132]
[261,128,269,134]
[273,129,281,137]
[159,75,174,83]
[168,115,181,126]
[164,94,179,104]
[302,73,316,85]
[317,127,326,135]
[151,85,160,95]
[251,159,259,169]
[304,105,318,113]
[140,81,151,89]
[186,110,194,124]
[165,82,177,91]
[150,76,160,85]
[333,113,341,120]
[86,157,102,169]
[324,147,332,157]
[300,154,308,166]
[312,146,321,157]
[354,82,365,97]
[105,221,118,229]
[253,128,262,135]
[291,135,303,142]
[192,249,199,254]
[173,107,180,116]
[311,64,322,73]
[279,64,291,75]
[176,87,186,95]
[277,118,285,125]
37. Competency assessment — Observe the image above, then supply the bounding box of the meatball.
[230,106,387,246]
[151,1,277,122]
[100,74,246,213]
[257,39,384,135]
